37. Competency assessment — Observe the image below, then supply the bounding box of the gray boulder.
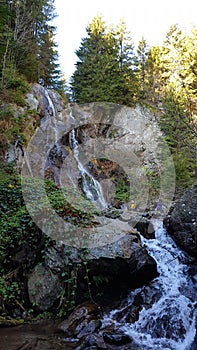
[27,231,158,311]
[28,264,62,311]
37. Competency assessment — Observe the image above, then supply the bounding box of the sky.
[53,0,197,81]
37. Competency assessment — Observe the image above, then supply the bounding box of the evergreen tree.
[145,45,165,105]
[0,0,61,88]
[136,36,149,100]
[115,19,138,105]
[160,89,196,189]
[71,16,136,105]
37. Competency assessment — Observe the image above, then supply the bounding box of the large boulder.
[28,264,63,311]
[28,230,158,311]
[164,183,197,257]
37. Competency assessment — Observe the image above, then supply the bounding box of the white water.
[44,88,59,145]
[69,129,108,210]
[103,221,196,350]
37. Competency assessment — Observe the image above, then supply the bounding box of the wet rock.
[133,217,155,239]
[103,331,131,345]
[28,264,62,311]
[80,333,108,349]
[84,234,158,299]
[32,83,50,118]
[57,302,102,338]
[133,284,162,309]
[28,219,158,311]
[48,89,65,112]
[164,182,197,257]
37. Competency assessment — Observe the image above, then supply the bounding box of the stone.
[25,93,39,111]
[28,264,62,311]
[132,217,155,239]
[32,83,50,118]
[48,89,65,112]
[164,183,197,257]
[41,231,158,307]
[24,99,174,217]
[57,301,102,338]
[103,331,131,345]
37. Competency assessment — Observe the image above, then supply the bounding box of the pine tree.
[145,45,165,104]
[115,19,137,105]
[71,16,136,105]
[160,88,196,189]
[136,36,149,100]
[0,0,61,88]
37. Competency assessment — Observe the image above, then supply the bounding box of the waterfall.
[43,88,59,145]
[69,129,108,210]
[102,221,196,350]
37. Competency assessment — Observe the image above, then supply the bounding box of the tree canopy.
[0,0,61,88]
[71,16,137,105]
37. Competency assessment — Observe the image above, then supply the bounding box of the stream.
[102,220,197,349]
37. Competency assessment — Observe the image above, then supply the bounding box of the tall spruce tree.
[71,16,136,105]
[136,36,149,100]
[160,89,196,189]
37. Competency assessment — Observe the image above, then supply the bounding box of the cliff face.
[3,83,176,311]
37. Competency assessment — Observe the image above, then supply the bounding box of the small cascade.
[69,129,108,210]
[43,88,59,146]
[102,221,196,350]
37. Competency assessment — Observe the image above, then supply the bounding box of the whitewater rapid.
[103,220,196,350]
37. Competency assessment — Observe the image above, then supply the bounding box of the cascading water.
[69,129,108,210]
[102,220,196,350]
[43,88,59,146]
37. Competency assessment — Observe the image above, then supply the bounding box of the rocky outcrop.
[27,231,158,311]
[22,92,175,218]
[31,83,65,119]
[57,301,140,349]
[57,301,102,337]
[164,183,197,257]
[28,264,62,311]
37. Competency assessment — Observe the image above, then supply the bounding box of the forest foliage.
[0,0,64,92]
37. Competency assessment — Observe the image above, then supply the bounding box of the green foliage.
[0,0,61,89]
[71,15,137,105]
[114,179,130,203]
[0,169,100,317]
[0,104,38,156]
[160,89,196,190]
[0,170,47,316]
[0,64,30,105]
[1,67,30,92]
[136,37,149,100]
[0,277,21,313]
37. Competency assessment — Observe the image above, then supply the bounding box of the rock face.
[22,90,175,217]
[57,301,102,337]
[21,85,164,312]
[28,264,62,311]
[164,183,197,257]
[28,232,158,311]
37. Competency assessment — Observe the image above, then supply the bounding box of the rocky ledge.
[28,227,158,311]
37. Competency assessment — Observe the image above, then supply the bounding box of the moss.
[0,104,39,155]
